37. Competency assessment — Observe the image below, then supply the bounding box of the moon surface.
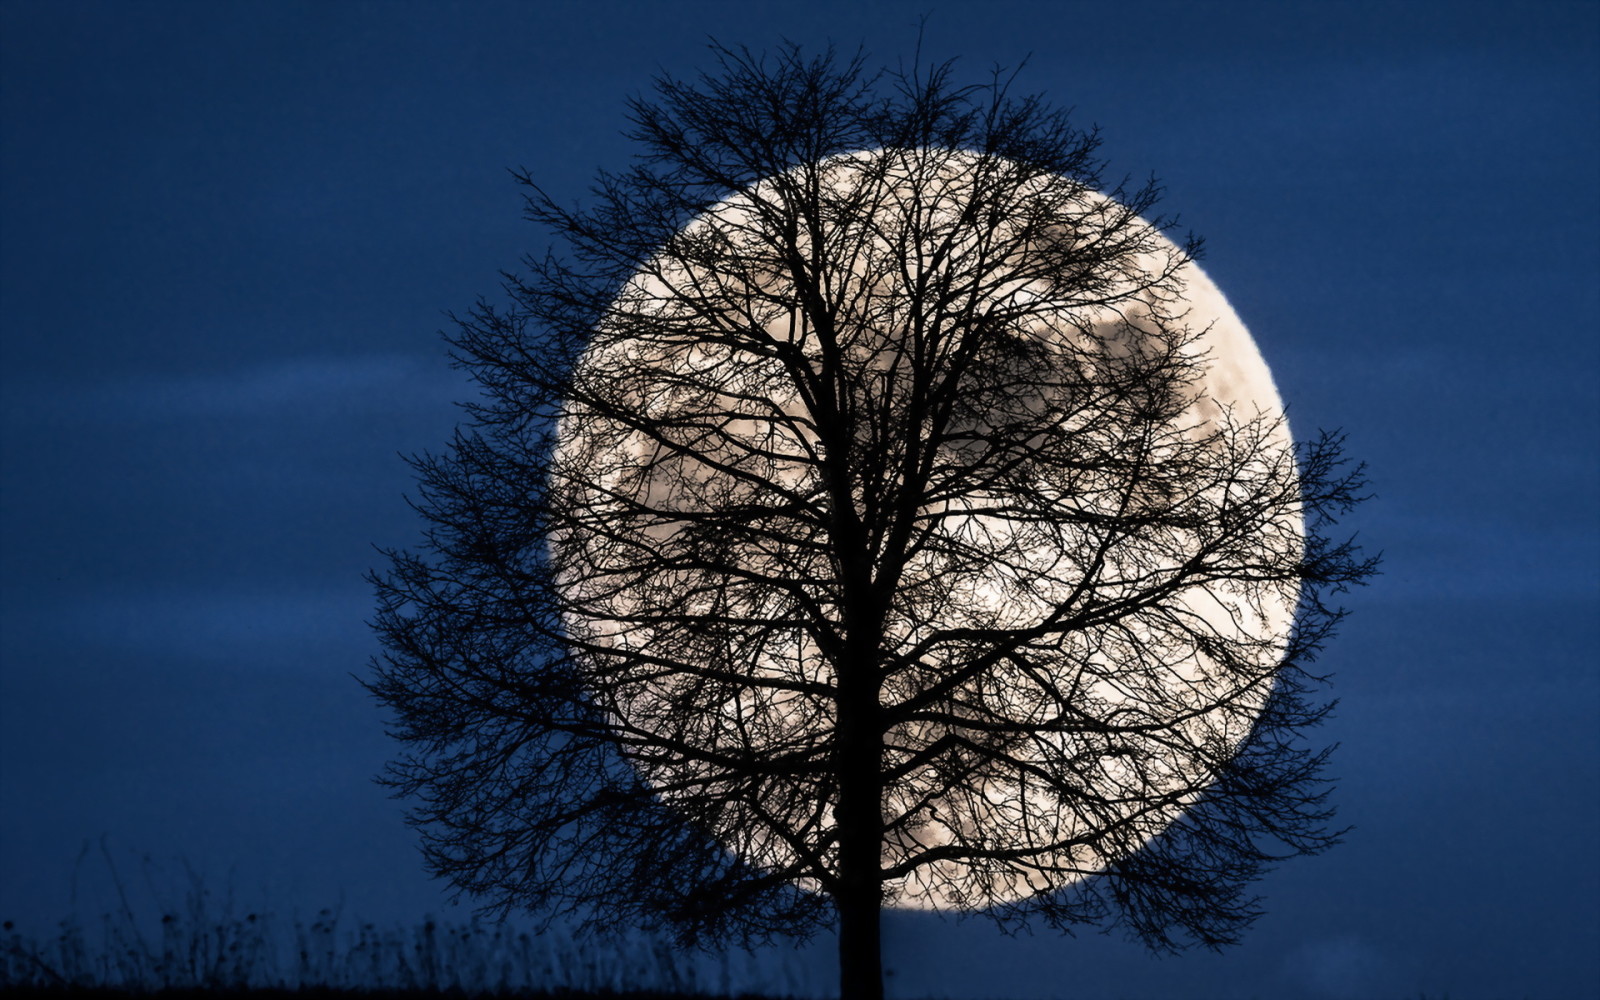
[550,149,1300,909]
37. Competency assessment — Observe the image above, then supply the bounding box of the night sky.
[2,2,1596,999]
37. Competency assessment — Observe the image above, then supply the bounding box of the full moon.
[551,149,1301,909]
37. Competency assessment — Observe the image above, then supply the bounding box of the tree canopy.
[369,42,1374,1000]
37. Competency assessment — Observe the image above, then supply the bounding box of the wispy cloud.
[2,354,467,425]
[10,584,376,670]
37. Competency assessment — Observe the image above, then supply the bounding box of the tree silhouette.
[368,43,1375,1000]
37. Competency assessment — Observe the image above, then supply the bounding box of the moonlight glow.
[550,149,1302,909]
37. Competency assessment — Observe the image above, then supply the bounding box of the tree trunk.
[835,633,884,1000]
[836,752,883,1000]
[828,443,885,1000]
[836,872,882,1000]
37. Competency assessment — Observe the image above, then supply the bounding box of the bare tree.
[368,43,1375,1000]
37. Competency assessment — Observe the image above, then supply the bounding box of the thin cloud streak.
[1,354,466,424]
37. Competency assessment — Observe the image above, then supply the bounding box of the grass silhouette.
[2,845,812,996]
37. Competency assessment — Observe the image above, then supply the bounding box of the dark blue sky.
[2,2,1596,998]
